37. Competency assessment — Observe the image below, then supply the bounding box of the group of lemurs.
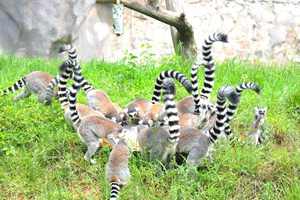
[1,32,267,199]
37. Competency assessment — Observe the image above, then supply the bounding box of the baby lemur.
[248,107,267,145]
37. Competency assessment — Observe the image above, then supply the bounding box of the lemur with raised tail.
[176,82,261,167]
[56,61,105,129]
[59,44,127,125]
[109,79,191,167]
[63,61,123,164]
[177,32,228,115]
[124,70,193,126]
[105,139,130,200]
[248,107,267,145]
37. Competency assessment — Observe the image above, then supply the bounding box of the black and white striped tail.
[59,44,78,65]
[151,70,192,104]
[162,80,180,143]
[61,44,94,93]
[58,62,74,108]
[1,77,26,96]
[199,33,228,101]
[110,182,121,200]
[44,75,59,100]
[190,56,204,114]
[68,63,83,126]
[224,82,261,136]
[71,60,94,93]
[207,86,230,144]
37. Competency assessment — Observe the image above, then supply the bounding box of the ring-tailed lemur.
[42,60,74,105]
[1,71,62,104]
[57,60,105,129]
[60,44,127,126]
[175,85,237,167]
[105,139,130,200]
[223,82,261,137]
[124,70,193,127]
[176,82,261,167]
[109,79,183,167]
[177,32,228,115]
[65,61,123,164]
[248,107,267,145]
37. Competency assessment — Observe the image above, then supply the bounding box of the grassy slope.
[0,55,299,200]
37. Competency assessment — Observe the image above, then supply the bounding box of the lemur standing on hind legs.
[248,107,267,145]
[59,44,127,126]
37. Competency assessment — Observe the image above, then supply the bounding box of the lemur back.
[105,140,130,200]
[1,71,57,103]
[176,85,236,167]
[249,107,267,145]
[176,83,261,167]
[137,79,181,165]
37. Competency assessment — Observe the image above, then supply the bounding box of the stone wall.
[0,0,299,63]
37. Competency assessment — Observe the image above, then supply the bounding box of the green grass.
[0,55,299,199]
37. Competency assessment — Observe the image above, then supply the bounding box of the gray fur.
[249,107,267,145]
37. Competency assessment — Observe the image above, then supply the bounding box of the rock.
[0,0,95,57]
[0,0,300,63]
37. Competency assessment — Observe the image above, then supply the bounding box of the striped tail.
[190,56,204,114]
[1,77,26,96]
[151,70,192,104]
[109,182,121,200]
[58,62,74,108]
[68,62,83,126]
[61,44,94,93]
[162,79,180,143]
[59,44,79,65]
[44,74,60,102]
[199,33,228,101]
[207,85,235,144]
[224,82,261,136]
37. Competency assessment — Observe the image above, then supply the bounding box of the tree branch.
[96,0,197,58]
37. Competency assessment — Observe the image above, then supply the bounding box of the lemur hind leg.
[13,88,31,101]
[84,141,100,164]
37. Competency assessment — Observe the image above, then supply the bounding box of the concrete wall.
[0,0,299,63]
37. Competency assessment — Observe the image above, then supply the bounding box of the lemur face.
[254,107,267,121]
